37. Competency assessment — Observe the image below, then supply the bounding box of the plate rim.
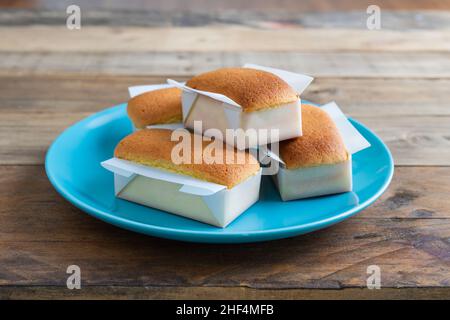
[45,103,394,243]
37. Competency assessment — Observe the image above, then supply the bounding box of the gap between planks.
[1,10,450,30]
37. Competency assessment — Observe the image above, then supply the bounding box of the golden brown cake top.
[114,129,260,188]
[127,87,182,128]
[279,104,348,169]
[186,67,298,112]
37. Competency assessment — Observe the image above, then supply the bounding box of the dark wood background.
[1,0,450,299]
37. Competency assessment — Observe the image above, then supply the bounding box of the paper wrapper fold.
[101,158,261,227]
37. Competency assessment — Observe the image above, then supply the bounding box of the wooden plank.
[0,166,450,290]
[1,75,449,165]
[4,113,448,165]
[1,76,449,117]
[1,10,450,30]
[1,26,450,52]
[356,116,450,166]
[2,221,445,288]
[1,51,450,78]
[1,286,450,300]
[1,164,449,237]
[3,0,450,12]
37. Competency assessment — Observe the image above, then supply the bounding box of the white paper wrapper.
[167,64,314,149]
[274,156,353,201]
[320,102,371,154]
[243,64,314,95]
[267,101,371,201]
[101,158,261,227]
[128,83,184,130]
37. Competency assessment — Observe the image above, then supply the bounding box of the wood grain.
[1,10,450,30]
[0,166,449,291]
[1,51,450,78]
[3,217,447,288]
[0,5,449,299]
[1,164,450,239]
[2,76,449,117]
[1,75,449,165]
[3,0,450,12]
[1,286,450,300]
[3,114,449,166]
[1,26,450,52]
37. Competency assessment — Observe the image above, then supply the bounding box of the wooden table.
[1,1,450,299]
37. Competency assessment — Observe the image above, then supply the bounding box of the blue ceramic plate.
[46,103,393,243]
